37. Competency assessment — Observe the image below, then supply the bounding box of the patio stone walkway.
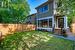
[49,34,75,41]
[66,28,75,41]
[56,35,75,41]
[67,35,75,41]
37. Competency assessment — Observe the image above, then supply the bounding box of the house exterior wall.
[35,0,69,34]
[30,15,36,24]
[36,0,54,19]
[25,14,36,25]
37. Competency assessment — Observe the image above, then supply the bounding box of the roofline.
[27,13,36,17]
[35,0,53,9]
[35,1,48,9]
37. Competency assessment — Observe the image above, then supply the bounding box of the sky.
[27,0,48,14]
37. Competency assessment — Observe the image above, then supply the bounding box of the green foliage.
[56,0,75,26]
[0,31,74,50]
[0,0,30,23]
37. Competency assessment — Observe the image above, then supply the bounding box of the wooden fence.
[71,23,75,36]
[0,24,36,37]
[0,23,75,39]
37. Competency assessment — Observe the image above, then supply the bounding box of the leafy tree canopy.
[0,0,30,23]
[56,0,75,26]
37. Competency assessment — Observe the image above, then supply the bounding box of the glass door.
[58,18,64,28]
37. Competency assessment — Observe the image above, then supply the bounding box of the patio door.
[58,18,64,28]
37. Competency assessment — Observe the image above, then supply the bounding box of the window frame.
[57,17,64,28]
[49,18,52,28]
[39,4,49,14]
[38,19,48,28]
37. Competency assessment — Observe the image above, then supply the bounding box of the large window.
[39,8,43,13]
[39,5,48,13]
[43,5,48,12]
[49,18,52,28]
[38,19,48,28]
[38,18,52,28]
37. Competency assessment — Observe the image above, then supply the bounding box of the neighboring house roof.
[35,0,53,9]
[28,13,36,17]
[25,13,36,21]
[25,13,36,24]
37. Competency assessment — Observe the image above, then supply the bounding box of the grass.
[0,31,74,50]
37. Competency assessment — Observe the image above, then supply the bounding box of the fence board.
[71,23,75,36]
[0,24,36,37]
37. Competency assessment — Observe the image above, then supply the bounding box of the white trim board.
[37,27,52,30]
[37,16,53,20]
[37,27,52,31]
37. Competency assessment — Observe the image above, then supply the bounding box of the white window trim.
[37,27,52,31]
[64,16,69,29]
[53,0,58,14]
[37,16,54,28]
[56,16,69,29]
[37,19,49,28]
[37,27,52,29]
[37,16,53,20]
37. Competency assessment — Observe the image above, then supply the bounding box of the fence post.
[0,32,2,40]
[0,31,2,49]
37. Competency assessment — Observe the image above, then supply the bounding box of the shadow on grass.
[0,31,74,50]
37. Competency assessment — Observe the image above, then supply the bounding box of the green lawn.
[1,31,74,50]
